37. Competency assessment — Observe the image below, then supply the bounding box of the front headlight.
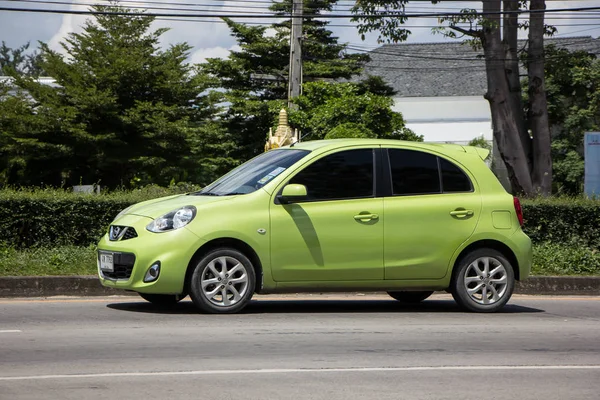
[146,206,197,233]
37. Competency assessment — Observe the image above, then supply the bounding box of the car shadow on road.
[106,299,544,315]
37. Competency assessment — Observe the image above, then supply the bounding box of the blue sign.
[585,132,600,197]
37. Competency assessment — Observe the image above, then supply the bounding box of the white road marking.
[0,330,21,333]
[1,365,599,381]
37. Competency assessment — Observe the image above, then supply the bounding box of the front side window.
[289,149,374,201]
[388,149,440,195]
[194,149,309,196]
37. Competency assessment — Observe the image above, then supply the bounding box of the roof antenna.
[291,131,313,146]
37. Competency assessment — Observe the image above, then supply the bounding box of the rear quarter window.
[440,157,473,193]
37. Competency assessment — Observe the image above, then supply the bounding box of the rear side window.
[388,149,440,195]
[387,149,473,195]
[440,158,472,192]
[290,149,374,201]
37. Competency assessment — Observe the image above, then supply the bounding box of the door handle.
[450,209,474,217]
[354,213,379,221]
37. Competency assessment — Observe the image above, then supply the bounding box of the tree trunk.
[503,0,531,164]
[527,0,553,195]
[481,0,533,195]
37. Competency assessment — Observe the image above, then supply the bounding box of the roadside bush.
[522,197,600,248]
[1,188,599,254]
[532,241,600,276]
[0,185,198,248]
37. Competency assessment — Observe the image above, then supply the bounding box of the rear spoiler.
[463,145,491,161]
[426,142,491,161]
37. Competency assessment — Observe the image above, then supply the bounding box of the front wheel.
[387,291,433,303]
[189,248,256,314]
[138,293,184,307]
[451,248,515,313]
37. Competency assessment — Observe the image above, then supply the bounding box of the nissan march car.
[97,139,532,313]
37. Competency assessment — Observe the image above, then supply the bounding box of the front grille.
[109,226,138,241]
[122,228,138,240]
[99,252,135,280]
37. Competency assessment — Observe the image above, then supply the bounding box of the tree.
[201,0,372,161]
[288,79,421,141]
[351,0,553,196]
[0,42,44,76]
[533,46,599,194]
[1,5,223,188]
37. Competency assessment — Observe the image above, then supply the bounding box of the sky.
[0,0,599,65]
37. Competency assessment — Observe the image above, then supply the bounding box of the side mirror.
[277,184,307,204]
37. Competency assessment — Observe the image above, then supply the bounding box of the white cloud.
[48,13,87,52]
[190,45,241,64]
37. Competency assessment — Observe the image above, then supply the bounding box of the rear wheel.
[451,248,515,313]
[387,291,434,303]
[138,293,184,307]
[189,248,256,314]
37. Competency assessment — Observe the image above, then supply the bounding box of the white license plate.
[100,253,114,272]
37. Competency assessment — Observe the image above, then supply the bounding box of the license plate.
[100,253,114,272]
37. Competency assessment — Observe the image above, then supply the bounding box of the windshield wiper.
[221,192,247,196]
[192,192,221,196]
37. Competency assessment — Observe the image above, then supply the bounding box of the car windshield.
[192,149,310,196]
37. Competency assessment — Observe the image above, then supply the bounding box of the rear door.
[383,148,482,280]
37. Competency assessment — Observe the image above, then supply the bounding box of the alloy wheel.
[463,256,508,305]
[200,256,249,307]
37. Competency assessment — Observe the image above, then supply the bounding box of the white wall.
[392,96,493,142]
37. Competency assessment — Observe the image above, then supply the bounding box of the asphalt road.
[1,293,599,400]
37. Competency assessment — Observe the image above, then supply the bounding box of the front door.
[270,148,384,282]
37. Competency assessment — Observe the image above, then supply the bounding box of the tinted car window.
[440,158,472,192]
[388,149,440,195]
[289,149,374,201]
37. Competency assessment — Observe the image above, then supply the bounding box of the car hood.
[125,194,234,219]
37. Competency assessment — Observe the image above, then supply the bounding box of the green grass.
[0,243,598,277]
[0,245,97,276]
[532,242,600,276]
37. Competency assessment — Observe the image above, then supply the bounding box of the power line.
[330,37,600,63]
[4,0,599,13]
[0,0,275,14]
[1,0,275,12]
[154,16,600,28]
[554,26,600,37]
[0,4,599,19]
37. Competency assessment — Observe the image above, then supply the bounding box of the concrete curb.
[0,275,598,298]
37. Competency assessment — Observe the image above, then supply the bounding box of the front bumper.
[97,214,205,294]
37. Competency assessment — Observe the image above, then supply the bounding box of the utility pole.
[287,0,303,109]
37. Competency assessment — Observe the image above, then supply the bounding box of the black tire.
[451,248,515,313]
[138,293,184,307]
[189,248,256,314]
[387,291,434,303]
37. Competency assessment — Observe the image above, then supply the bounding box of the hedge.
[523,197,600,249]
[1,185,197,248]
[1,188,599,250]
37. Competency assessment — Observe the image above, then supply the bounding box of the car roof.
[288,138,465,151]
[285,139,490,160]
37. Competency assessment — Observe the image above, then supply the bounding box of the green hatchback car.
[98,139,532,313]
